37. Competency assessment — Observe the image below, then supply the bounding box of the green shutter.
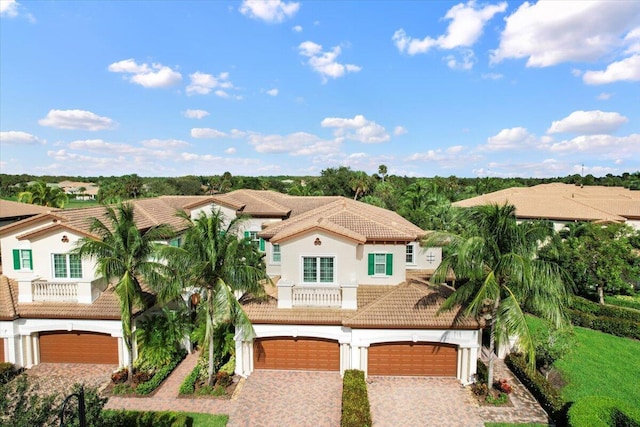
[386,253,393,275]
[28,250,33,269]
[368,253,375,275]
[244,231,250,239]
[259,238,265,251]
[13,249,20,270]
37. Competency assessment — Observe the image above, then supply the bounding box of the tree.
[74,203,174,382]
[17,181,69,208]
[378,164,388,182]
[540,222,640,303]
[159,210,267,385]
[350,171,372,200]
[428,204,571,388]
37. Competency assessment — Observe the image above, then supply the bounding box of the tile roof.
[0,199,57,219]
[260,197,426,243]
[453,183,640,223]
[241,274,478,330]
[0,275,18,320]
[212,190,343,218]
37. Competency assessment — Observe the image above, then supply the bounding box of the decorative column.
[277,281,294,308]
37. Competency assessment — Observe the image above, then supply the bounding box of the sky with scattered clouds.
[1,0,639,178]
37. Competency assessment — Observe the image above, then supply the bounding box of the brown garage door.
[39,331,118,364]
[254,337,339,371]
[0,338,4,362]
[368,342,457,376]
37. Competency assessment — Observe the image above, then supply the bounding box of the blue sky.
[1,0,639,178]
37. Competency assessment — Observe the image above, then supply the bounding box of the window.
[52,254,83,279]
[272,244,281,263]
[245,231,265,251]
[168,237,181,247]
[368,253,393,276]
[302,256,334,283]
[12,249,33,271]
[406,244,415,264]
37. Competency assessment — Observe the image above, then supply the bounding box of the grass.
[183,413,228,427]
[526,316,640,408]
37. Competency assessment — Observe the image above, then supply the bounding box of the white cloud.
[597,92,613,100]
[190,128,228,139]
[547,110,628,135]
[321,115,390,143]
[183,109,210,119]
[108,59,182,88]
[444,49,476,70]
[298,41,361,82]
[38,109,116,130]
[393,126,408,136]
[393,1,506,57]
[482,72,503,80]
[292,25,302,32]
[491,1,640,67]
[484,127,535,150]
[239,0,299,23]
[583,54,640,84]
[0,130,45,145]
[548,133,640,159]
[0,0,18,17]
[266,88,279,96]
[225,147,237,154]
[140,138,189,148]
[247,132,341,156]
[625,27,640,54]
[186,71,234,96]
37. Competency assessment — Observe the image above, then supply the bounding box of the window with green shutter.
[13,249,33,271]
[368,252,393,276]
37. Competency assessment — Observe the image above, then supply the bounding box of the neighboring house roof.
[241,274,478,329]
[0,196,214,238]
[0,275,151,321]
[260,197,426,243]
[212,189,342,218]
[452,183,640,223]
[0,199,56,219]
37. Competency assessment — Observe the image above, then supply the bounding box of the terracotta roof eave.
[17,314,121,321]
[16,223,96,241]
[248,318,343,326]
[342,323,479,329]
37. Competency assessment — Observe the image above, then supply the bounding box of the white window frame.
[373,253,387,275]
[14,249,33,271]
[406,243,415,265]
[272,243,281,264]
[300,255,336,285]
[52,253,83,279]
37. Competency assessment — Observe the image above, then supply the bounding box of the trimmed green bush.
[101,410,190,427]
[505,353,565,421]
[0,363,19,385]
[135,351,185,395]
[568,396,640,427]
[178,363,201,395]
[341,369,371,427]
[571,296,640,323]
[605,295,640,312]
[568,309,640,340]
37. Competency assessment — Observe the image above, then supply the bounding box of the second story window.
[52,254,83,279]
[368,253,393,276]
[406,244,415,264]
[245,231,265,251]
[302,256,334,283]
[272,244,281,263]
[13,249,33,271]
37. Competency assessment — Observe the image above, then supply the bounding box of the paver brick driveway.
[367,376,485,427]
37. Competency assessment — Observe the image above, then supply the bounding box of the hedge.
[0,363,19,385]
[568,396,640,427]
[605,296,640,312]
[570,296,640,323]
[341,370,372,427]
[178,364,201,395]
[568,309,640,340]
[505,353,566,422]
[135,351,185,396]
[101,410,189,427]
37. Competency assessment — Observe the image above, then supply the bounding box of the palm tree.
[428,203,571,388]
[159,210,267,385]
[350,171,371,200]
[18,181,69,208]
[74,203,174,382]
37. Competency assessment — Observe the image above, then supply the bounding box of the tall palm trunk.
[207,288,215,386]
[486,296,501,389]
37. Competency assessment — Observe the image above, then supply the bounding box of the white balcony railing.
[32,281,78,302]
[292,286,341,307]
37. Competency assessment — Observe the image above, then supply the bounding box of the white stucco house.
[1,190,481,384]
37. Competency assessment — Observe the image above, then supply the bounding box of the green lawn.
[526,316,640,408]
[184,412,228,427]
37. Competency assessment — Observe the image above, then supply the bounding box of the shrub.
[476,359,488,384]
[132,369,153,385]
[101,410,190,427]
[605,295,640,312]
[495,378,512,394]
[178,364,201,395]
[215,371,232,388]
[0,363,19,385]
[341,369,371,427]
[111,368,128,384]
[486,392,508,405]
[112,383,134,395]
[505,353,566,422]
[568,396,640,427]
[571,296,640,323]
[135,351,185,396]
[568,309,640,340]
[195,384,226,397]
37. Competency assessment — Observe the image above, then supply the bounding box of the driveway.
[228,370,343,427]
[25,363,116,397]
[367,376,485,427]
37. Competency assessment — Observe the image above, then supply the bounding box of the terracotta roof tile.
[0,199,55,219]
[0,275,18,320]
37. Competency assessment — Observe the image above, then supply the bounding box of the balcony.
[277,280,357,310]
[32,281,78,302]
[17,277,106,304]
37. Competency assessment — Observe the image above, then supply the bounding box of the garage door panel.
[254,337,339,371]
[368,342,457,376]
[39,331,118,364]
[0,338,4,362]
